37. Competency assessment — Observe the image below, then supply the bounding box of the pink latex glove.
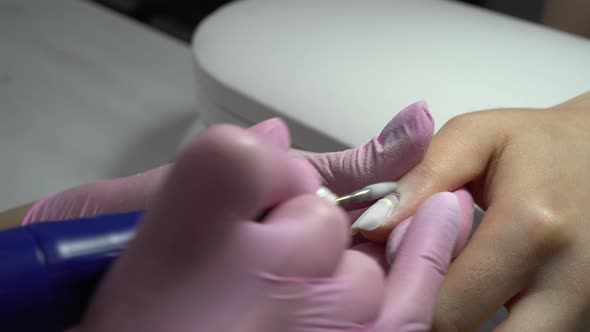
[22,101,435,229]
[76,123,475,332]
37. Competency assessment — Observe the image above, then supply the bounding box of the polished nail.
[351,195,398,233]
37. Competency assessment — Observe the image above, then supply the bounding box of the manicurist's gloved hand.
[358,92,590,331]
[74,123,474,332]
[22,101,440,231]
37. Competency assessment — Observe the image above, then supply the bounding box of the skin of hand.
[75,123,474,332]
[358,92,590,331]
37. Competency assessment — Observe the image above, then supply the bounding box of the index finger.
[359,110,508,242]
[372,192,465,332]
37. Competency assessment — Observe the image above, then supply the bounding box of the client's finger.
[357,110,508,242]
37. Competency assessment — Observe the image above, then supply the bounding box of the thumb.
[357,111,507,242]
[296,101,434,195]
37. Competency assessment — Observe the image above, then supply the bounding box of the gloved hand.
[75,123,474,332]
[22,101,449,235]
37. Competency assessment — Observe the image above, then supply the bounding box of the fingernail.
[351,194,398,233]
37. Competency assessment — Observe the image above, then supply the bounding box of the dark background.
[88,0,553,43]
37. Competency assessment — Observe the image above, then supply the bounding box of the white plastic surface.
[192,0,590,151]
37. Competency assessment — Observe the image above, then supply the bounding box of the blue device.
[0,210,145,331]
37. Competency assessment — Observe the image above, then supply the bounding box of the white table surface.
[194,0,590,151]
[0,0,200,210]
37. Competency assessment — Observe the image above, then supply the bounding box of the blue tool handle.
[0,210,145,331]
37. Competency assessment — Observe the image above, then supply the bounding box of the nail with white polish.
[351,195,398,233]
